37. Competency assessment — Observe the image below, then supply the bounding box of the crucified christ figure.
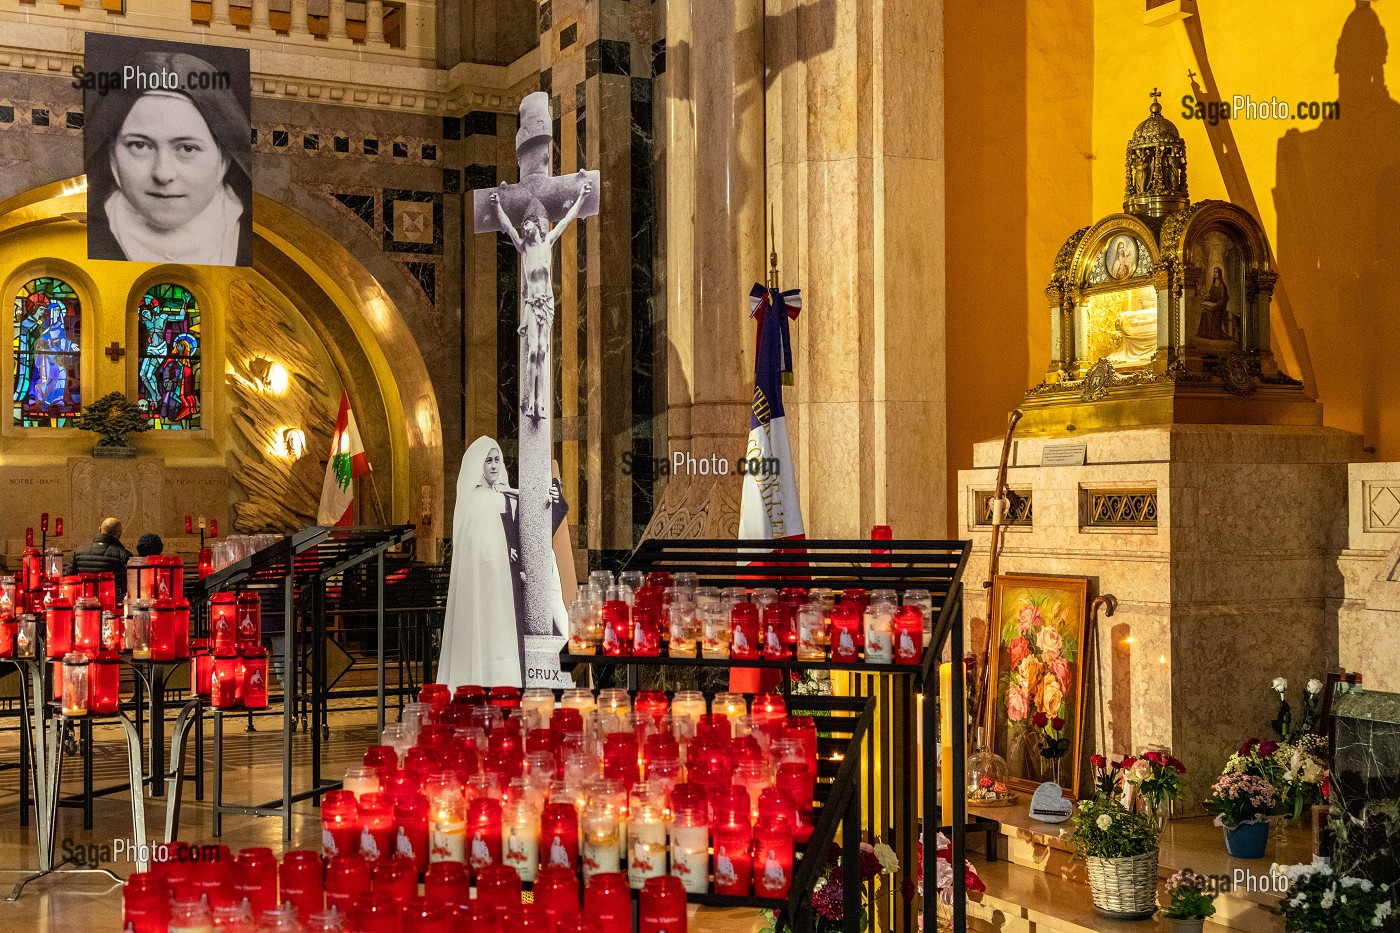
[491,172,591,421]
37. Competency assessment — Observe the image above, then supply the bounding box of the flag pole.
[367,471,389,526]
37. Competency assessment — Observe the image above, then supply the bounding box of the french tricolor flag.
[738,283,805,546]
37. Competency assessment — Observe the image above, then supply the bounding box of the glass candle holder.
[100,611,123,652]
[666,603,698,658]
[61,652,89,717]
[712,787,753,896]
[796,605,827,661]
[752,808,794,899]
[210,593,238,656]
[863,607,895,664]
[358,792,395,861]
[45,599,74,659]
[43,546,63,582]
[238,646,268,709]
[568,601,599,655]
[16,614,36,658]
[503,795,542,882]
[423,861,470,906]
[729,603,760,660]
[89,651,121,714]
[150,599,179,662]
[668,784,709,894]
[123,871,171,933]
[580,802,621,881]
[841,587,869,617]
[426,775,466,865]
[761,604,792,659]
[211,654,242,708]
[467,798,504,875]
[192,649,213,696]
[322,789,361,857]
[701,607,731,659]
[903,588,933,644]
[73,597,102,654]
[0,575,14,622]
[343,766,381,799]
[602,601,630,656]
[626,793,668,890]
[0,618,14,660]
[127,599,152,659]
[489,686,522,709]
[393,794,429,872]
[278,850,325,919]
[560,689,597,717]
[325,853,371,916]
[541,801,579,872]
[751,588,777,613]
[588,570,615,593]
[631,603,661,657]
[669,691,707,733]
[236,592,261,649]
[829,604,861,662]
[639,876,687,933]
[893,605,923,663]
[22,547,43,595]
[533,865,580,928]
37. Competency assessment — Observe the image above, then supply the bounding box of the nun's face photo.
[110,92,229,231]
[482,448,503,486]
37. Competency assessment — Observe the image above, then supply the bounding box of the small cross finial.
[1150,87,1162,101]
[1187,69,1197,82]
[104,341,125,362]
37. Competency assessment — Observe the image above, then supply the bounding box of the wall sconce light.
[248,357,290,395]
[282,428,306,459]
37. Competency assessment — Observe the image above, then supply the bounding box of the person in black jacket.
[68,518,133,599]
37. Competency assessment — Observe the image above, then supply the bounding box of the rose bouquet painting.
[988,575,1090,796]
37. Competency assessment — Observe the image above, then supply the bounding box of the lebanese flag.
[735,284,805,693]
[317,393,371,527]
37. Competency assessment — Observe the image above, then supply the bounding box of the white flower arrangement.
[1273,676,1289,694]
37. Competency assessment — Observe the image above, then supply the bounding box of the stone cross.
[473,91,599,639]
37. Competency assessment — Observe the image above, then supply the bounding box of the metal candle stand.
[561,537,976,933]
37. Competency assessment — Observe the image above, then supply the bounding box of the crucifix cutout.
[104,341,126,362]
[473,91,599,640]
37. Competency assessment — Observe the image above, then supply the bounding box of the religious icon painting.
[135,283,202,430]
[1105,234,1138,281]
[12,277,82,428]
[987,573,1092,799]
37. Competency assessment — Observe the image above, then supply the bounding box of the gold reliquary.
[1018,90,1319,435]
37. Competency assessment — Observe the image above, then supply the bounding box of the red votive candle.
[423,861,470,904]
[236,591,261,649]
[729,603,760,660]
[555,913,604,933]
[893,605,923,663]
[634,690,669,723]
[761,604,792,659]
[96,572,117,613]
[488,685,522,708]
[210,593,238,656]
[0,618,15,659]
[211,654,242,708]
[149,599,179,661]
[632,602,661,656]
[644,571,673,589]
[752,795,795,899]
[551,707,584,736]
[188,846,235,909]
[829,604,861,662]
[533,864,581,925]
[172,600,190,659]
[44,599,73,659]
[395,794,429,872]
[278,852,325,924]
[321,789,361,857]
[401,896,450,933]
[152,843,194,902]
[476,863,522,915]
[712,787,754,897]
[541,801,580,872]
[231,847,278,917]
[640,875,688,933]
[88,651,121,715]
[371,856,418,904]
[123,872,170,933]
[359,792,396,861]
[602,600,631,656]
[450,683,484,706]
[352,891,403,933]
[841,587,868,617]
[451,902,503,932]
[467,798,503,874]
[697,714,731,742]
[73,597,102,654]
[241,647,268,709]
[603,732,641,790]
[752,692,787,739]
[584,873,632,929]
[783,716,819,778]
[192,647,213,696]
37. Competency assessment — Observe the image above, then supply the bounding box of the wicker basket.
[1086,849,1160,919]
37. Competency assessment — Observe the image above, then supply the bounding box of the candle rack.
[560,537,975,933]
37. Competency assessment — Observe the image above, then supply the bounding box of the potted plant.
[1068,759,1160,919]
[1277,862,1393,932]
[1265,677,1329,822]
[1203,751,1279,858]
[1159,868,1217,932]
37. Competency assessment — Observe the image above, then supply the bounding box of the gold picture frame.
[987,573,1092,800]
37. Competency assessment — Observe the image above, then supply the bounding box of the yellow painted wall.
[1091,0,1400,456]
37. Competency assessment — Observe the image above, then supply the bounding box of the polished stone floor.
[0,707,768,932]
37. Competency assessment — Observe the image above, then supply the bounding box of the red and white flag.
[318,393,371,527]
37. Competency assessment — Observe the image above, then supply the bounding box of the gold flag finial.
[767,208,780,289]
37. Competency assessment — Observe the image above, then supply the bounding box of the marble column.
[643,0,764,539]
[210,0,231,26]
[328,0,348,39]
[289,0,309,35]
[364,0,387,44]
[766,0,947,539]
[251,0,271,31]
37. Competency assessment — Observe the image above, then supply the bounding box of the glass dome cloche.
[968,729,1016,806]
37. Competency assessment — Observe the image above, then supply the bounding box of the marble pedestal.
[957,424,1360,808]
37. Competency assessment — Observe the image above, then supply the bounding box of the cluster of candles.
[567,570,933,666]
[320,684,822,910]
[191,592,269,710]
[122,843,688,932]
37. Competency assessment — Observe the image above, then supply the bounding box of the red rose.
[1121,756,1137,771]
[1052,717,1065,730]
[1170,757,1185,774]
[1258,740,1279,758]
[1238,739,1256,757]
[1145,751,1163,766]
[1032,712,1049,728]
[1091,754,1106,769]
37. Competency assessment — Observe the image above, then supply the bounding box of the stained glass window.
[135,284,201,430]
[13,277,82,427]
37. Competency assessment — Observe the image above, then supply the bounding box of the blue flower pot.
[1223,820,1270,859]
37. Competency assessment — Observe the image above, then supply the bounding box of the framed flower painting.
[987,573,1092,799]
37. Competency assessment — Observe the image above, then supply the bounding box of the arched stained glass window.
[135,284,202,430]
[13,277,82,427]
